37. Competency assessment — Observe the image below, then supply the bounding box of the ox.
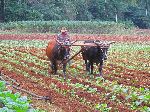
[81,40,114,76]
[46,40,71,80]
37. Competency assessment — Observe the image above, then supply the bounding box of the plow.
[49,39,115,64]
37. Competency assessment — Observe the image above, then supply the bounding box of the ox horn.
[94,40,109,46]
[107,41,115,45]
[94,40,102,45]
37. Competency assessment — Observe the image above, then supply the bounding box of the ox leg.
[86,61,91,75]
[63,63,67,80]
[85,60,89,71]
[90,61,94,75]
[51,61,57,74]
[50,64,54,73]
[99,61,103,76]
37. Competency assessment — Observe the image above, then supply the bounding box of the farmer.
[56,27,71,58]
[56,27,70,44]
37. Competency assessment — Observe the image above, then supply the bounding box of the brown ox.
[46,40,70,80]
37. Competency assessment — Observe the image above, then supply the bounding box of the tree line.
[0,0,150,28]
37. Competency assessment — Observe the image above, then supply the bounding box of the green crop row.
[0,21,134,34]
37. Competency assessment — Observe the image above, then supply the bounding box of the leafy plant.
[95,103,112,112]
[0,81,6,92]
[0,81,43,112]
[86,87,97,93]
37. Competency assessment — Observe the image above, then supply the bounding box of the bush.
[132,16,150,29]
[0,20,135,34]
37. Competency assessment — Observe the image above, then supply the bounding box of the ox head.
[56,40,76,60]
[99,47,108,60]
[94,40,115,60]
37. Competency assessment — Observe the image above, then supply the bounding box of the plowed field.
[0,34,150,112]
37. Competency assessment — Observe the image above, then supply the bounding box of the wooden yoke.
[71,40,115,48]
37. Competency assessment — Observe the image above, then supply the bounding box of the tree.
[75,0,92,21]
[88,0,105,20]
[1,0,149,28]
[104,0,127,22]
[104,0,108,18]
[142,0,150,16]
[0,0,5,22]
[61,0,77,20]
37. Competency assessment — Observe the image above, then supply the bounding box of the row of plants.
[1,40,150,72]
[0,48,149,111]
[0,42,149,88]
[0,21,134,34]
[0,44,148,90]
[0,81,45,112]
[0,58,125,111]
[108,42,150,72]
[0,63,95,112]
[1,39,149,110]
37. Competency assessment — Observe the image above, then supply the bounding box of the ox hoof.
[99,75,104,80]
[99,74,103,77]
[86,72,91,75]
[50,71,57,75]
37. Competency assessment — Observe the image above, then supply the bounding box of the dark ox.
[46,40,70,79]
[81,40,112,76]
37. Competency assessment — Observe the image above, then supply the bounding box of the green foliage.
[123,4,150,29]
[0,91,29,111]
[0,0,149,29]
[95,103,112,112]
[0,20,135,34]
[0,81,6,92]
[0,81,43,112]
[5,0,40,21]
